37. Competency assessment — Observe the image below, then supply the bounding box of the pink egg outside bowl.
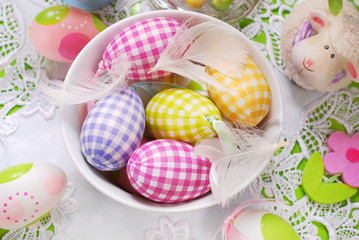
[29,5,106,63]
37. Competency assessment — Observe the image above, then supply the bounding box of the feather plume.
[194,122,287,206]
[150,20,249,92]
[39,57,132,105]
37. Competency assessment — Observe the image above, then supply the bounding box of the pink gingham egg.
[97,17,183,81]
[126,139,211,203]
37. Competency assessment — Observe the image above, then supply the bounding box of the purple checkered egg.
[80,87,145,171]
[98,17,183,81]
[127,139,212,203]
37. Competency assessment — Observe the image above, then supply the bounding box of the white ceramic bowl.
[60,10,283,213]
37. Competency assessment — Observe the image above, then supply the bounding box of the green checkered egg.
[145,88,222,144]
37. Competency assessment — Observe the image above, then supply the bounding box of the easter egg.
[63,0,114,11]
[206,57,272,126]
[81,87,145,171]
[231,209,300,240]
[127,139,211,203]
[0,163,67,230]
[185,0,207,8]
[29,5,107,63]
[97,17,183,81]
[211,0,232,10]
[145,88,221,144]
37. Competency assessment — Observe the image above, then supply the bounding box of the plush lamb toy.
[281,0,359,91]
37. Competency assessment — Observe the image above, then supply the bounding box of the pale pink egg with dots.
[29,5,107,63]
[0,162,67,230]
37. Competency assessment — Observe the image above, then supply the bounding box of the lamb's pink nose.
[305,59,314,68]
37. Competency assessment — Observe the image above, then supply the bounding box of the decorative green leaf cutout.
[329,0,343,16]
[302,152,357,204]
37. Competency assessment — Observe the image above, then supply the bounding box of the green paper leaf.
[302,152,357,204]
[328,0,343,16]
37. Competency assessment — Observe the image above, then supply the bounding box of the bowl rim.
[59,9,283,213]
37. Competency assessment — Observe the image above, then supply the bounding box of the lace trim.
[250,89,359,240]
[145,216,193,240]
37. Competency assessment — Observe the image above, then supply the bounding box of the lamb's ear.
[308,10,331,32]
[346,61,359,82]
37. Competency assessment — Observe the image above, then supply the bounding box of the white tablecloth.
[7,0,350,238]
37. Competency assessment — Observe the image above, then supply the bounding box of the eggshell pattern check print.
[127,139,211,203]
[145,88,222,144]
[80,87,145,171]
[207,57,272,126]
[97,17,183,81]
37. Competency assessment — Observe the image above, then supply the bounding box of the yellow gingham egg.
[145,88,222,144]
[206,57,272,126]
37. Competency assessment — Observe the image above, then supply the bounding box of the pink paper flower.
[324,131,359,188]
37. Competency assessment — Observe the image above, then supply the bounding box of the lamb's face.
[286,9,359,92]
[291,31,349,91]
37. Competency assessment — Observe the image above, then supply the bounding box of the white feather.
[150,20,248,92]
[195,125,288,206]
[39,57,132,105]
[193,138,225,161]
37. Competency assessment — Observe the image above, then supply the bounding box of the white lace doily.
[2,183,79,240]
[248,88,359,240]
[145,216,194,240]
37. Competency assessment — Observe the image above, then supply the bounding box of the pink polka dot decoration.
[29,5,107,63]
[127,139,212,203]
[96,17,184,81]
[0,163,67,230]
